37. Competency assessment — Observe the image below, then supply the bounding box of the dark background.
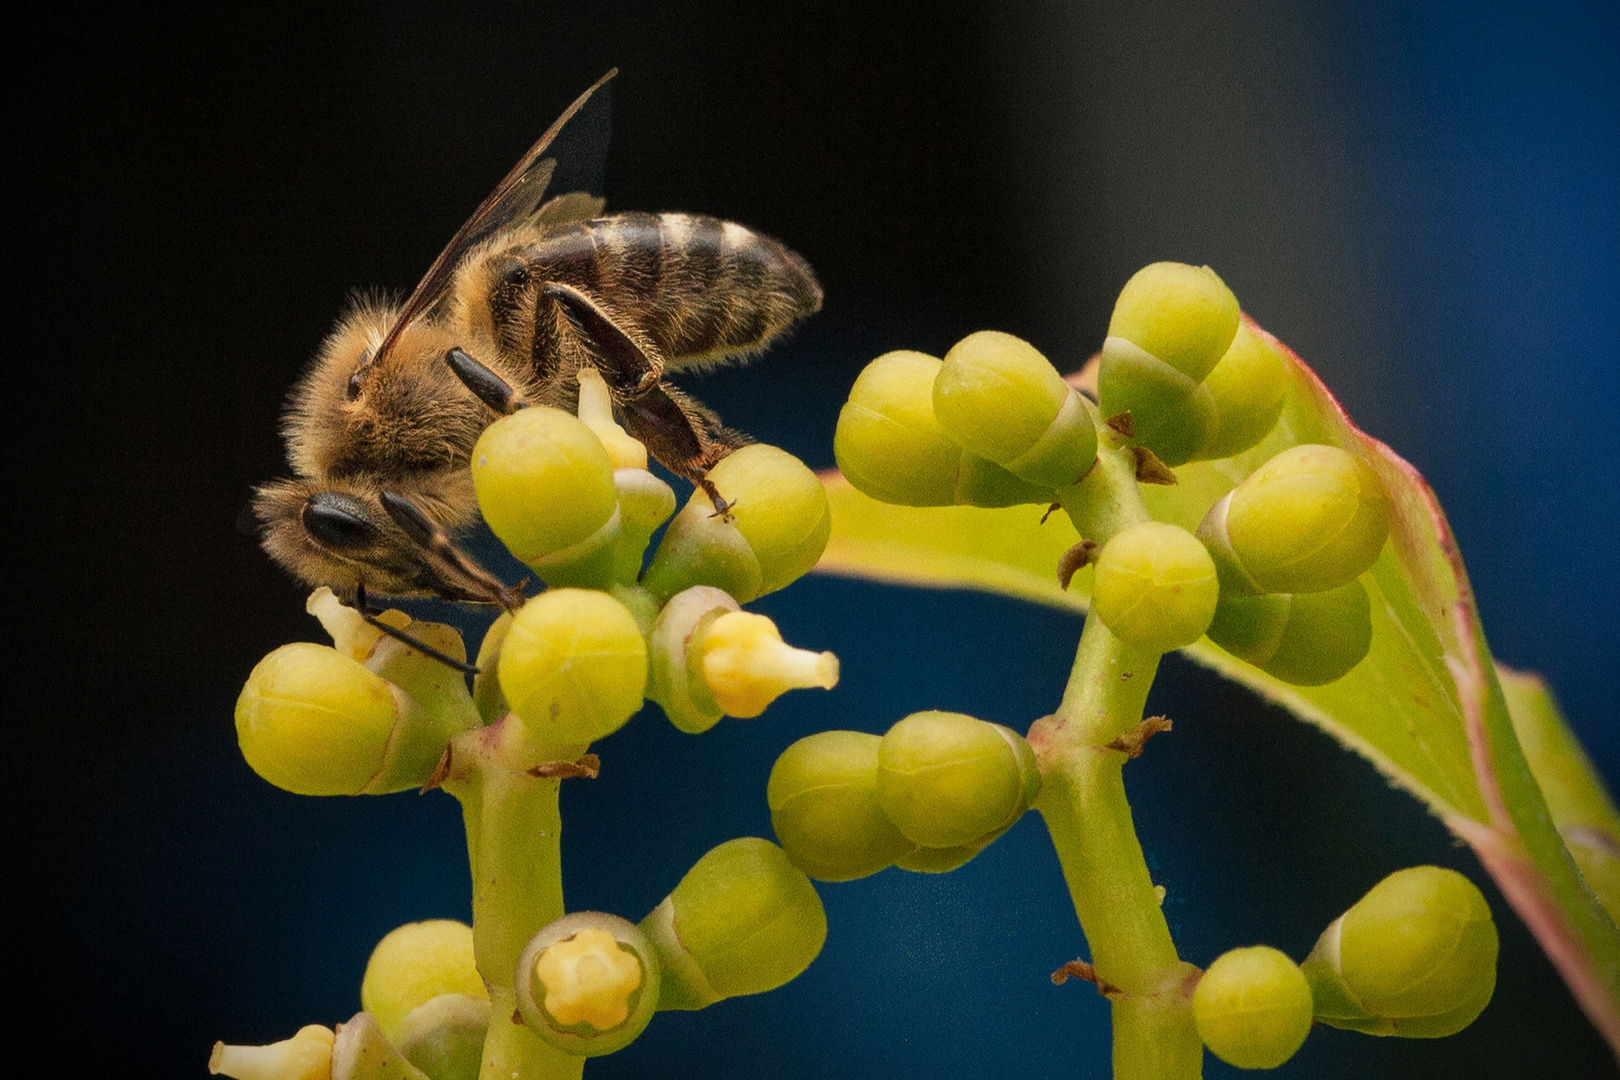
[12,2,1617,1077]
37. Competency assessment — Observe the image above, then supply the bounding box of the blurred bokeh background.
[13,2,1616,1077]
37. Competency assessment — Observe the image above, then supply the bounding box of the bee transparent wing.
[368,69,616,370]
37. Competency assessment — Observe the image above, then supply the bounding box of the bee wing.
[370,69,616,369]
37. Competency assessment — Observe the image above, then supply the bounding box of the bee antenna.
[352,584,480,676]
[446,348,526,414]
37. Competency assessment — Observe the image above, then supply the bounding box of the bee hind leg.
[541,282,664,396]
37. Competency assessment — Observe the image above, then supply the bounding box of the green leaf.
[814,319,1620,1052]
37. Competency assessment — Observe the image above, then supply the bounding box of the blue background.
[13,2,1616,1077]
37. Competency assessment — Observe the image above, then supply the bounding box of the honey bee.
[253,72,823,641]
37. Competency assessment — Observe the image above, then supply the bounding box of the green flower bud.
[611,467,677,583]
[768,731,912,881]
[1097,263,1240,467]
[471,407,621,589]
[391,994,489,1080]
[497,588,648,748]
[1199,443,1390,596]
[1303,866,1498,1038]
[472,611,514,725]
[1090,521,1219,654]
[1201,322,1291,459]
[892,822,1012,874]
[210,1025,334,1080]
[514,912,661,1058]
[1097,335,1218,467]
[932,331,1099,488]
[834,350,1056,508]
[639,838,827,1010]
[642,444,831,603]
[236,642,465,796]
[1205,579,1373,686]
[331,1011,431,1080]
[361,920,486,1041]
[1192,945,1313,1070]
[876,711,1041,849]
[1106,262,1241,383]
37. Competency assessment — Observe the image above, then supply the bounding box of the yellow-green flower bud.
[236,642,461,796]
[1091,521,1219,654]
[1199,444,1390,596]
[1205,579,1373,686]
[1192,945,1314,1070]
[1107,262,1241,383]
[768,731,912,882]
[1303,866,1498,1038]
[642,444,831,603]
[932,331,1099,489]
[1201,323,1291,459]
[647,587,738,734]
[210,1025,334,1080]
[471,406,621,588]
[639,837,827,1010]
[834,350,1056,507]
[1097,335,1218,467]
[390,994,489,1080]
[875,711,1041,849]
[611,467,677,582]
[360,920,486,1041]
[331,1011,431,1080]
[693,611,839,719]
[472,611,513,725]
[892,821,1012,874]
[514,912,661,1058]
[497,588,648,748]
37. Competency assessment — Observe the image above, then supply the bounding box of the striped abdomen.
[509,211,822,371]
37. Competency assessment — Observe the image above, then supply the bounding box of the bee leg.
[352,583,481,676]
[379,490,527,612]
[541,282,665,396]
[446,348,527,414]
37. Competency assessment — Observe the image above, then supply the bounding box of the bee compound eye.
[302,493,381,552]
[346,370,364,400]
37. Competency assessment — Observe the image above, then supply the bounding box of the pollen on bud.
[235,642,398,796]
[514,913,661,1057]
[209,1025,334,1080]
[1106,262,1241,383]
[471,406,621,587]
[576,366,649,470]
[1193,946,1314,1070]
[642,444,830,602]
[768,730,912,881]
[360,920,486,1041]
[497,588,648,748]
[1091,521,1219,654]
[694,611,839,719]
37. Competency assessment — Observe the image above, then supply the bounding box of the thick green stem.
[1032,603,1203,1079]
[449,723,585,1080]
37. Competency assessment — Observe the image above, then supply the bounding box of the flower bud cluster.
[1302,865,1498,1038]
[1098,263,1289,466]
[835,336,1098,508]
[1196,443,1389,684]
[235,590,483,796]
[768,711,1040,881]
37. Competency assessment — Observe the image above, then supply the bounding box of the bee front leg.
[446,348,528,414]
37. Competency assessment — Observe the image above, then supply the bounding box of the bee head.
[283,300,489,482]
[252,474,481,602]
